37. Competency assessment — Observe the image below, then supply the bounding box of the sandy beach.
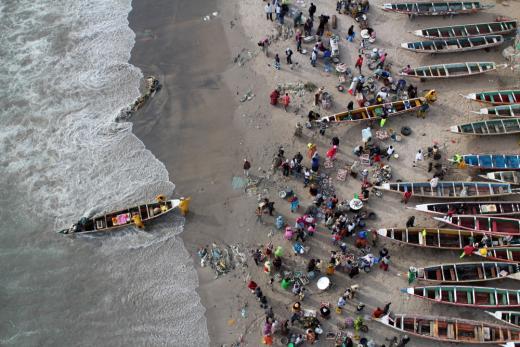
[130,0,520,345]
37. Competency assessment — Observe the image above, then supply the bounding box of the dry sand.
[130,0,520,345]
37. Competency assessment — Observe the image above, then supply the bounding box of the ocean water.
[0,0,209,345]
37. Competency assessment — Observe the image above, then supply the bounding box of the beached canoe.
[434,215,520,234]
[375,313,520,344]
[318,96,428,123]
[403,285,520,308]
[412,201,520,217]
[376,181,516,199]
[450,118,520,135]
[502,342,520,347]
[401,62,496,79]
[377,228,520,250]
[474,104,520,118]
[481,171,520,185]
[475,247,520,263]
[455,154,520,170]
[401,35,503,54]
[487,311,520,328]
[415,261,520,283]
[58,198,183,234]
[381,2,493,16]
[462,90,520,105]
[414,21,518,39]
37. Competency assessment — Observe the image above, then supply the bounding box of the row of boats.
[372,5,520,344]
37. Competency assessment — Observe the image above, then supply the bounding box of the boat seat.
[490,293,495,305]
[96,220,105,229]
[450,268,456,280]
[447,324,455,339]
[436,269,442,280]
[477,266,484,279]
[467,291,472,304]
[448,290,454,302]
[491,267,497,278]
[149,207,155,217]
[492,220,497,232]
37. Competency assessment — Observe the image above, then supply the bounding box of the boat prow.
[377,228,388,237]
[450,125,460,133]
[413,204,429,212]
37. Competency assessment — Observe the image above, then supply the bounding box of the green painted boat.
[381,2,493,16]
[414,21,517,39]
[474,104,520,118]
[462,90,520,105]
[401,35,503,54]
[401,62,496,79]
[450,118,520,135]
[487,311,520,328]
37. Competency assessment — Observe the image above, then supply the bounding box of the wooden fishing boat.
[381,2,493,16]
[403,285,520,308]
[401,35,503,54]
[401,62,496,79]
[487,311,520,328]
[58,198,184,234]
[482,171,520,185]
[462,90,520,105]
[475,247,520,263]
[318,96,428,123]
[415,261,520,283]
[474,104,520,118]
[412,201,520,217]
[434,215,520,234]
[375,313,520,344]
[414,21,518,39]
[502,342,520,347]
[376,181,516,199]
[377,228,520,250]
[455,154,520,170]
[450,119,520,135]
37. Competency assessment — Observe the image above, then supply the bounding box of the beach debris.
[232,176,248,189]
[202,11,219,21]
[116,76,161,120]
[198,243,247,278]
[239,90,255,102]
[233,49,255,66]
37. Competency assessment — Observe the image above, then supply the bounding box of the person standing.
[295,30,302,53]
[377,52,387,69]
[308,2,316,20]
[401,190,412,204]
[274,53,281,70]
[265,2,273,21]
[285,47,293,64]
[282,93,291,111]
[406,216,415,228]
[413,149,423,166]
[347,25,355,42]
[243,158,251,176]
[310,49,317,67]
[275,3,282,22]
[386,145,395,160]
[355,55,363,74]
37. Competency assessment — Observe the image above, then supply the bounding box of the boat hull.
[412,201,520,217]
[450,119,520,136]
[377,181,515,199]
[402,62,496,79]
[414,21,517,39]
[434,215,520,234]
[401,35,503,54]
[463,90,520,105]
[416,262,520,283]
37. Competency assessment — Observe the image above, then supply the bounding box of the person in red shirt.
[355,55,363,74]
[247,280,258,293]
[372,307,384,318]
[401,190,412,204]
[282,93,291,112]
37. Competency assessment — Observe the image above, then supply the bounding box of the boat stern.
[381,3,393,11]
[401,287,415,294]
[463,93,476,101]
[412,29,424,37]
[478,107,489,115]
[377,228,388,237]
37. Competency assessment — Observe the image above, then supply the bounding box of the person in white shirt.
[265,3,273,21]
[413,149,423,166]
[386,145,394,159]
[430,176,439,189]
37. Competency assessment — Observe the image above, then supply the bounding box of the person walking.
[285,47,293,64]
[274,53,281,70]
[243,158,251,176]
[308,2,316,20]
[347,25,355,42]
[282,93,291,111]
[265,2,273,21]
[355,55,363,74]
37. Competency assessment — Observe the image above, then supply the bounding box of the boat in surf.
[462,90,520,105]
[481,171,520,185]
[487,311,520,328]
[401,62,496,79]
[377,228,520,249]
[403,285,520,308]
[318,91,436,123]
[375,313,520,344]
[381,2,493,16]
[376,181,516,199]
[434,215,520,234]
[401,35,503,54]
[475,247,520,263]
[412,201,520,217]
[414,261,520,283]
[414,21,517,39]
[474,104,520,118]
[450,119,520,135]
[454,154,520,170]
[58,196,187,234]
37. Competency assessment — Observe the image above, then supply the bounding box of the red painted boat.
[411,201,520,217]
[474,247,520,263]
[435,215,520,234]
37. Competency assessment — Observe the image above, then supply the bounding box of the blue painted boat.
[458,154,520,170]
